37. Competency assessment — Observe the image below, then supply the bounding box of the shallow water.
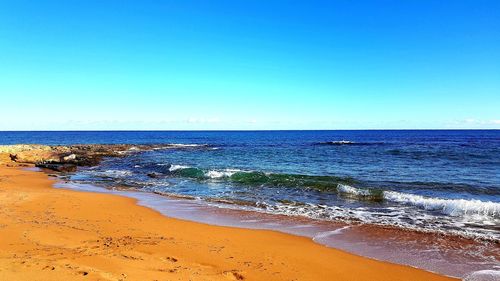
[54,181,499,278]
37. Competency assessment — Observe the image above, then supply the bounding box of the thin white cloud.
[449,118,500,127]
[185,117,221,124]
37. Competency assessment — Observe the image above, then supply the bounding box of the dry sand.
[0,164,457,281]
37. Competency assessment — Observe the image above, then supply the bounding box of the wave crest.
[337,184,384,201]
[337,184,500,219]
[463,270,500,281]
[165,166,353,190]
[384,190,500,218]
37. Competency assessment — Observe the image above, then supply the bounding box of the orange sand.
[0,165,457,281]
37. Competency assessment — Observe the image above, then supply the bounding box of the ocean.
[1,130,499,277]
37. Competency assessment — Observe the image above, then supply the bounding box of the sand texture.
[0,164,457,281]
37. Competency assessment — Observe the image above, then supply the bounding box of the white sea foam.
[337,184,500,219]
[312,226,351,241]
[168,143,208,148]
[255,201,358,222]
[330,140,354,145]
[205,169,241,179]
[102,170,133,176]
[383,191,500,218]
[203,196,499,241]
[463,270,500,281]
[168,165,190,171]
[152,144,211,150]
[337,184,371,196]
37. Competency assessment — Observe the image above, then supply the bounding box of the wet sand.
[54,181,498,278]
[0,165,457,280]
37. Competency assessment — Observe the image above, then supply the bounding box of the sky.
[0,0,499,130]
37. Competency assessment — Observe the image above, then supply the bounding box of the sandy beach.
[0,161,458,281]
[2,0,498,279]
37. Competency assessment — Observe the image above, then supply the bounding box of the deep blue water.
[1,130,499,240]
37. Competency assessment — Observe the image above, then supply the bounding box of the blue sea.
[2,130,499,238]
[1,130,499,277]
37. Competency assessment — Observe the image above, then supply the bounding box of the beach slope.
[0,165,457,281]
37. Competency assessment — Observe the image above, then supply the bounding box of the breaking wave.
[338,184,500,219]
[384,190,500,218]
[165,166,354,190]
[463,270,500,281]
[337,183,384,201]
[168,164,191,171]
[140,165,500,220]
[79,164,500,241]
[205,169,241,178]
[94,165,500,221]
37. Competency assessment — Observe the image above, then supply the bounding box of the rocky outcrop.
[0,144,167,172]
[0,144,55,154]
[36,163,78,173]
[10,150,61,164]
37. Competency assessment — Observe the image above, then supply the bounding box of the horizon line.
[1,129,499,132]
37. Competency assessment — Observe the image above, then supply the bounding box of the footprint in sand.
[223,270,245,280]
[162,256,178,263]
[42,265,55,271]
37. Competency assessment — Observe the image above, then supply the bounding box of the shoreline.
[0,164,457,280]
[54,178,498,278]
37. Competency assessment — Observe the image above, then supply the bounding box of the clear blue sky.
[1,0,499,130]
